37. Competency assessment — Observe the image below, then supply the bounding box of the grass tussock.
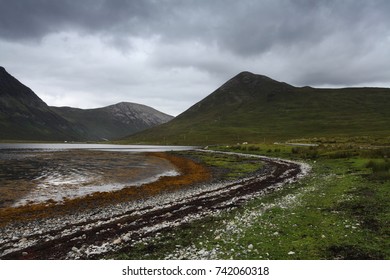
[365,159,390,180]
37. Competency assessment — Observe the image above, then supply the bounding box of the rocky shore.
[0,150,310,259]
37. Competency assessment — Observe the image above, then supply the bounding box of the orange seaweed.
[0,152,211,227]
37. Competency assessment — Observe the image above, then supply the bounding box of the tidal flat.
[0,149,179,208]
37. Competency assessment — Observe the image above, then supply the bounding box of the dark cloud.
[0,0,153,40]
[0,0,390,52]
[1,0,390,114]
[2,0,389,54]
[0,3,378,40]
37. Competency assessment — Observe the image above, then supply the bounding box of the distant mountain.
[124,71,390,144]
[52,102,173,141]
[0,67,173,141]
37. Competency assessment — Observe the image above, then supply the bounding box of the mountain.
[51,102,173,141]
[0,66,84,141]
[0,67,173,141]
[123,71,390,144]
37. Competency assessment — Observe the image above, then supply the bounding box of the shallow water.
[0,144,195,207]
[0,143,197,152]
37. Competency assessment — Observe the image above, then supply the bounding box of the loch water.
[0,144,196,207]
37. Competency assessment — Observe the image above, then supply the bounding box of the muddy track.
[0,151,310,260]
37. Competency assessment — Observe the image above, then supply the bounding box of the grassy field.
[114,137,389,260]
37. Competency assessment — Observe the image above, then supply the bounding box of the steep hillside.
[0,67,83,141]
[124,71,390,144]
[52,102,173,141]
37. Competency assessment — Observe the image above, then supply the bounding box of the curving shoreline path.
[0,150,310,259]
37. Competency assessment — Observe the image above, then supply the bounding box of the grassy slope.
[0,96,83,142]
[115,137,389,260]
[123,72,390,145]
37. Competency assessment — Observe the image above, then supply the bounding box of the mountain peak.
[218,71,293,95]
[235,70,256,77]
[109,101,143,109]
[234,71,285,84]
[0,66,10,78]
[0,66,49,107]
[235,71,272,80]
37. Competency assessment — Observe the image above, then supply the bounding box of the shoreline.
[0,152,211,227]
[0,150,310,259]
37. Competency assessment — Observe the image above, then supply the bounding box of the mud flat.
[0,150,310,259]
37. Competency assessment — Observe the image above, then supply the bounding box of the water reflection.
[0,143,197,152]
[0,146,187,208]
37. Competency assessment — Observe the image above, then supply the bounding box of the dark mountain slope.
[124,71,390,144]
[0,67,83,141]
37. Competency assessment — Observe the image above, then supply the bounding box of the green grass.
[177,151,264,180]
[123,72,390,145]
[114,137,390,260]
[365,159,390,180]
[207,160,389,260]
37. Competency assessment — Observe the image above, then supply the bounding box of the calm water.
[0,144,197,207]
[0,143,197,152]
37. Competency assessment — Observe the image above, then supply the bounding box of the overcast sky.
[1,0,390,116]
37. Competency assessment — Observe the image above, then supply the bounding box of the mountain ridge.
[0,67,173,141]
[124,71,390,144]
[51,102,173,140]
[178,71,294,119]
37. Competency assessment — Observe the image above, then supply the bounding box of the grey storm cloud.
[1,0,390,115]
[1,0,389,55]
[0,0,152,39]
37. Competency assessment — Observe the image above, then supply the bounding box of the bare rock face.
[103,102,173,128]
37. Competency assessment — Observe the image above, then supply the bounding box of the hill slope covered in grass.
[123,71,390,145]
